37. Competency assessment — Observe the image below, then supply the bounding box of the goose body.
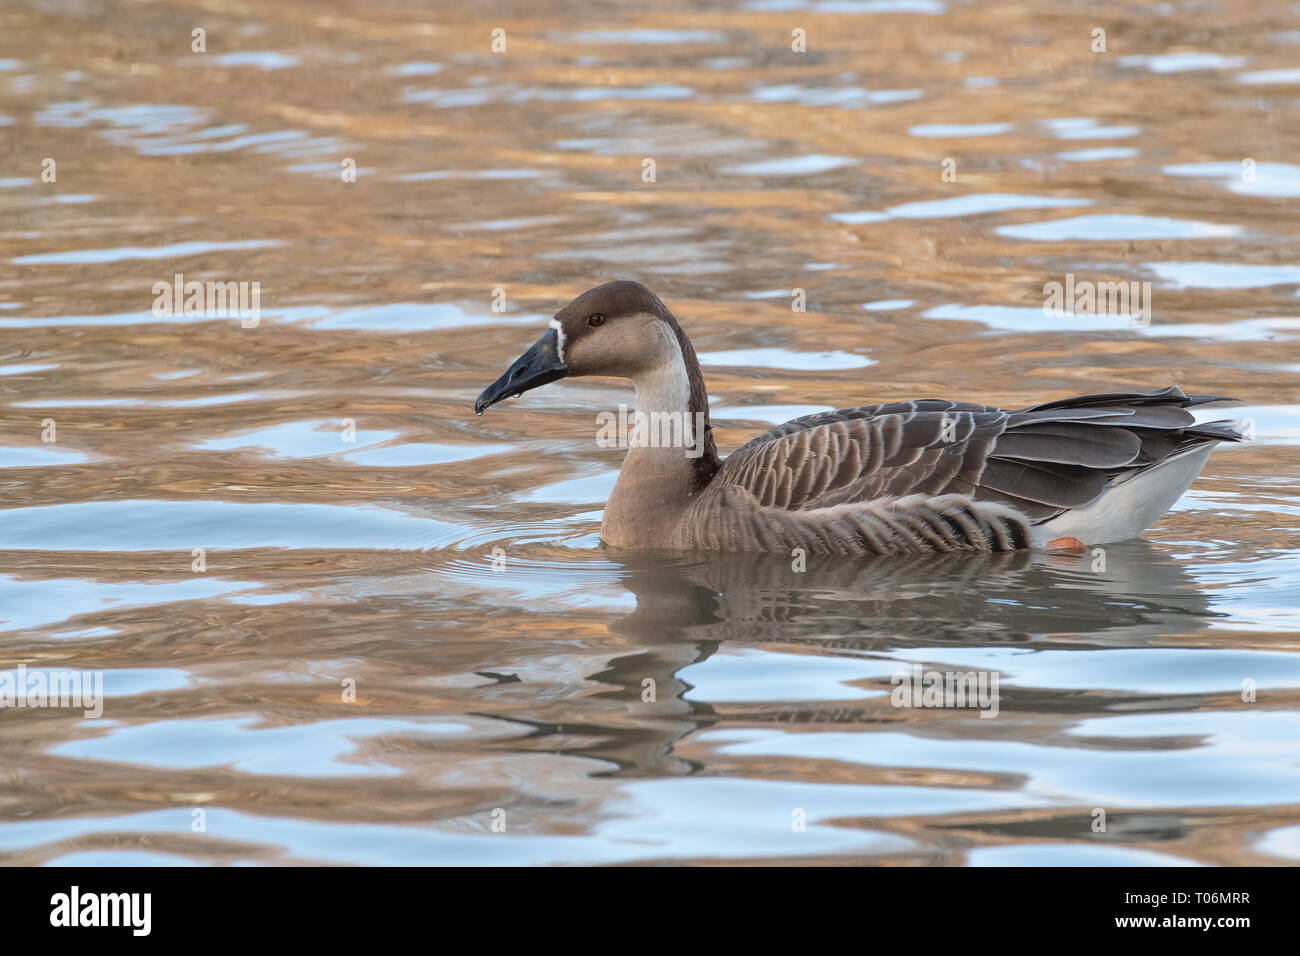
[475,281,1243,555]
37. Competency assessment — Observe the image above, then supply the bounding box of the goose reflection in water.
[503,540,1222,779]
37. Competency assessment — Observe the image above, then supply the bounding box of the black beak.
[474,326,568,415]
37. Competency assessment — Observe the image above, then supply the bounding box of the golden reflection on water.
[1,0,1299,865]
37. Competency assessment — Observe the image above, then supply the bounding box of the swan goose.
[474,281,1242,555]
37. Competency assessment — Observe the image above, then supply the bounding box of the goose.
[473,280,1244,555]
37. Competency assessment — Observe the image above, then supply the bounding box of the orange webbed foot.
[1045,536,1088,555]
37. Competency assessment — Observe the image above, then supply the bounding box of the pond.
[1,0,1298,865]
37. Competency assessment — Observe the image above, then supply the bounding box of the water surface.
[1,0,1298,866]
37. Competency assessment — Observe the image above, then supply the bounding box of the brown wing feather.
[710,400,1008,511]
[704,388,1242,526]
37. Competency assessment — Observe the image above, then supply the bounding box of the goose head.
[474,280,690,414]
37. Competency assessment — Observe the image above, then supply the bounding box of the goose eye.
[587,313,606,327]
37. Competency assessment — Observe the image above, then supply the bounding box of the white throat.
[632,323,692,416]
